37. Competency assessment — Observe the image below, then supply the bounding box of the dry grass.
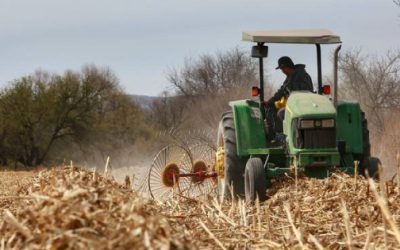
[163,173,400,249]
[0,166,186,249]
[2,166,400,249]
[0,168,35,216]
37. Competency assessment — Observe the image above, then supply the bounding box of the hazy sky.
[0,0,399,95]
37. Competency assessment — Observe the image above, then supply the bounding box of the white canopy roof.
[242,29,341,44]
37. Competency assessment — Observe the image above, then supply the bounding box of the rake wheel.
[148,144,191,200]
[147,143,216,201]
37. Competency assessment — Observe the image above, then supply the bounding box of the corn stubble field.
[1,162,400,250]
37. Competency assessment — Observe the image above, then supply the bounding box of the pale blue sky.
[0,0,399,95]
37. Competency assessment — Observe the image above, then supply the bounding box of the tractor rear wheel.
[359,112,379,177]
[358,111,382,179]
[364,157,381,179]
[361,112,371,159]
[245,158,267,203]
[217,111,246,200]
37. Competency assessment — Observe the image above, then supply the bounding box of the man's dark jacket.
[267,64,313,106]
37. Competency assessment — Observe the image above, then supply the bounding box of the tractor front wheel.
[245,158,267,203]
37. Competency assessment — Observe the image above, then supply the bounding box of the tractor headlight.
[321,119,335,128]
[300,120,314,129]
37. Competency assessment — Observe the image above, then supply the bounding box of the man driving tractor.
[263,56,314,140]
[264,56,314,110]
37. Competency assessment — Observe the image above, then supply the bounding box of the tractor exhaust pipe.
[333,45,342,107]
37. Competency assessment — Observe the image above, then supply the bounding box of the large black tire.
[361,112,371,159]
[364,157,381,179]
[217,111,246,200]
[245,158,267,203]
[359,111,382,179]
[358,111,370,175]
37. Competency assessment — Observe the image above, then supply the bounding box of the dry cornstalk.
[368,178,400,244]
[284,203,305,249]
[378,164,389,247]
[308,234,324,250]
[124,175,131,189]
[198,220,227,250]
[104,156,111,176]
[354,160,359,191]
[397,152,400,192]
[341,199,352,249]
[3,210,31,239]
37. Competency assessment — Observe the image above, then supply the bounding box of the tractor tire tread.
[245,158,267,203]
[217,111,246,199]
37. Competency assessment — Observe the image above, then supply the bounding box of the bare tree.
[140,46,277,145]
[159,47,271,135]
[150,91,187,134]
[167,48,259,97]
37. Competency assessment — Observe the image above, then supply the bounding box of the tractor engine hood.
[283,91,338,157]
[286,91,336,119]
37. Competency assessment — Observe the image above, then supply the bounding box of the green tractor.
[215,29,380,202]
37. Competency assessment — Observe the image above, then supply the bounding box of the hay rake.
[147,143,217,201]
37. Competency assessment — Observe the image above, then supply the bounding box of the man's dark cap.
[275,56,295,70]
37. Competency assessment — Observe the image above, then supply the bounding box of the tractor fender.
[229,100,267,157]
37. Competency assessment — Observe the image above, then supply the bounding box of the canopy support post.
[316,44,322,94]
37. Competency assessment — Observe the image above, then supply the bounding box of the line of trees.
[0,48,265,168]
[0,65,154,167]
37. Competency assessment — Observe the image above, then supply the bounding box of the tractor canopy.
[242,29,341,44]
[242,29,341,97]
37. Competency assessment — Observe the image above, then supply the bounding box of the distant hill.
[128,94,159,110]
